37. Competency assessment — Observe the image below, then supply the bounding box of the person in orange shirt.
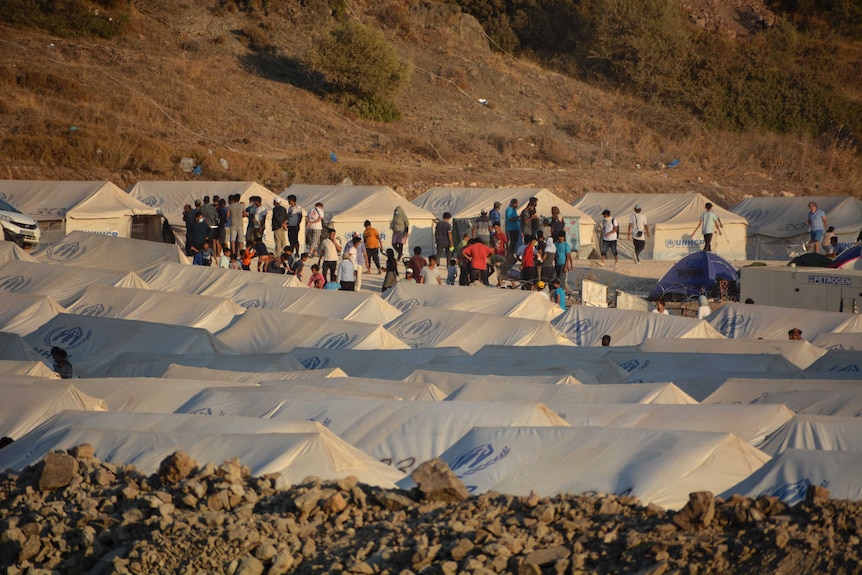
[240,246,255,271]
[362,220,382,274]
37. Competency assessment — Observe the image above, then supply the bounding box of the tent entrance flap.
[131,215,165,243]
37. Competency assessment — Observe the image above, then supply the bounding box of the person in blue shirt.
[550,278,566,310]
[805,201,828,254]
[554,232,573,284]
[691,203,722,252]
[489,201,502,228]
[505,198,521,259]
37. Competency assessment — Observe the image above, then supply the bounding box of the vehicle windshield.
[0,199,22,214]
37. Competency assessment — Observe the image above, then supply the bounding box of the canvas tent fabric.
[757,415,862,457]
[726,449,862,505]
[31,230,187,273]
[0,180,163,245]
[128,181,284,250]
[402,370,582,395]
[706,302,862,340]
[69,377,259,413]
[803,349,862,376]
[620,370,804,403]
[551,305,724,346]
[412,187,596,254]
[0,383,106,439]
[603,350,800,378]
[704,378,862,416]
[138,261,304,298]
[24,314,234,377]
[810,332,862,351]
[384,306,572,353]
[0,331,42,362]
[0,360,59,379]
[283,184,437,255]
[636,338,827,370]
[0,243,37,265]
[731,196,862,259]
[0,293,66,336]
[217,308,409,354]
[381,281,563,321]
[67,285,244,333]
[397,426,769,510]
[231,284,402,325]
[0,411,405,488]
[647,251,739,301]
[573,193,748,261]
[0,260,150,306]
[162,364,347,382]
[445,381,698,405]
[287,347,469,378]
[98,352,305,378]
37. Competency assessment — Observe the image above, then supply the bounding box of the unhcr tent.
[758,415,862,457]
[551,305,723,346]
[162,364,347,382]
[445,381,698,405]
[288,347,469,378]
[138,262,304,297]
[412,187,596,254]
[603,350,800,378]
[727,449,862,505]
[385,306,572,353]
[403,370,582,394]
[706,302,862,339]
[128,181,283,250]
[284,184,437,255]
[216,308,409,354]
[0,260,150,306]
[99,352,305,378]
[399,426,769,509]
[647,251,739,301]
[0,331,42,362]
[382,282,562,321]
[232,284,402,325]
[24,314,234,377]
[637,338,826,370]
[31,230,187,273]
[704,378,862,416]
[0,243,37,265]
[69,377,259,413]
[731,196,862,259]
[573,193,748,260]
[804,349,862,376]
[0,360,59,379]
[0,412,405,488]
[810,332,862,350]
[67,285,244,333]
[0,293,65,336]
[0,383,106,439]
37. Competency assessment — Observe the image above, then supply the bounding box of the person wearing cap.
[337,251,357,291]
[692,202,722,252]
[401,268,416,283]
[628,205,649,263]
[599,209,619,267]
[489,201,502,229]
[271,196,288,254]
[788,327,803,341]
[550,278,566,310]
[534,280,549,300]
[435,212,454,265]
[472,209,492,246]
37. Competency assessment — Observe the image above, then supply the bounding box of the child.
[219,248,231,269]
[292,252,309,280]
[446,258,458,286]
[228,251,242,270]
[307,264,325,288]
[240,248,254,271]
[550,278,566,310]
[193,240,213,266]
[253,235,271,272]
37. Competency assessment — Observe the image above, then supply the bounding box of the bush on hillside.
[0,0,127,39]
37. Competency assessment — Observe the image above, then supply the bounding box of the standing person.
[461,238,494,284]
[599,210,619,267]
[805,201,828,254]
[549,206,566,239]
[408,246,427,279]
[187,211,211,259]
[306,202,325,257]
[520,197,541,239]
[244,196,259,246]
[349,235,367,290]
[490,222,508,286]
[319,228,342,283]
[696,295,712,319]
[628,205,649,263]
[550,278,566,310]
[362,220,382,274]
[51,346,73,379]
[382,248,399,292]
[337,253,357,291]
[691,203,722,252]
[200,195,220,256]
[271,197,288,254]
[182,204,195,256]
[285,194,303,254]
[489,201,502,229]
[228,194,245,255]
[390,206,410,260]
[540,237,556,283]
[505,198,521,259]
[520,234,538,288]
[472,209,492,245]
[554,232,573,284]
[435,212,454,264]
[420,255,444,285]
[456,233,471,286]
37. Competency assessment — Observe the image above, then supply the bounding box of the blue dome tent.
[648,252,739,302]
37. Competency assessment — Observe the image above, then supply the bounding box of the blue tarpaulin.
[648,251,739,301]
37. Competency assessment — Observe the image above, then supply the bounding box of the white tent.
[572,192,748,260]
[758,415,862,456]
[0,360,59,379]
[804,350,862,376]
[127,181,283,250]
[31,230,187,273]
[621,370,803,403]
[727,449,862,505]
[287,347,469,378]
[0,180,165,245]
[810,332,862,351]
[398,426,769,509]
[0,260,150,306]
[445,381,698,405]
[24,314,234,377]
[284,184,437,255]
[69,377,259,413]
[67,285,244,333]
[162,364,347,382]
[0,293,66,336]
[138,261,304,297]
[0,331,42,362]
[636,338,827,370]
[402,370,583,394]
[0,243,37,265]
[381,282,562,322]
[232,284,402,325]
[0,383,106,439]
[384,306,572,353]
[731,196,862,259]
[99,352,306,378]
[0,411,405,488]
[217,309,409,354]
[706,302,862,340]
[704,378,862,416]
[551,306,724,346]
[602,350,801,378]
[412,186,596,254]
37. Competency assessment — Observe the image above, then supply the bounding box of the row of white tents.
[4,179,860,260]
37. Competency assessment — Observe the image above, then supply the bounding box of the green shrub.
[0,0,127,39]
[350,96,402,122]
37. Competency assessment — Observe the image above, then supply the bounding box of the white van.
[0,198,41,246]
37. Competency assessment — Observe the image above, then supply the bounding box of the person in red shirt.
[490,222,508,286]
[521,234,538,289]
[461,238,494,284]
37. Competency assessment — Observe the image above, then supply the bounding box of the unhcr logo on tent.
[555,318,592,345]
[237,299,263,309]
[395,319,441,343]
[617,359,650,372]
[139,196,159,207]
[45,241,87,263]
[313,332,358,350]
[0,275,31,292]
[300,356,330,370]
[394,298,420,312]
[828,364,860,372]
[760,478,826,506]
[665,238,704,248]
[741,209,768,224]
[428,197,455,214]
[717,315,748,337]
[41,326,92,350]
[78,303,113,317]
[450,443,511,486]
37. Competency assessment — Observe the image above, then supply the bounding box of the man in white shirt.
[337,252,356,291]
[306,202,324,257]
[652,300,670,315]
[419,255,444,285]
[599,209,619,267]
[320,228,342,283]
[627,205,649,263]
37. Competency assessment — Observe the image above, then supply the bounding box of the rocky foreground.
[1,447,861,575]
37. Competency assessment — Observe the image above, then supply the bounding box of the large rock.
[158,451,197,486]
[39,451,79,490]
[410,459,469,503]
[672,492,715,532]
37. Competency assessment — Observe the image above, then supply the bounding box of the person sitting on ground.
[292,252,309,280]
[601,335,612,347]
[307,264,325,288]
[266,254,289,274]
[51,346,73,379]
[401,269,417,283]
[228,250,242,270]
[788,327,804,341]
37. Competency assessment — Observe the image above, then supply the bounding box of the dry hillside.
[0,0,859,206]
